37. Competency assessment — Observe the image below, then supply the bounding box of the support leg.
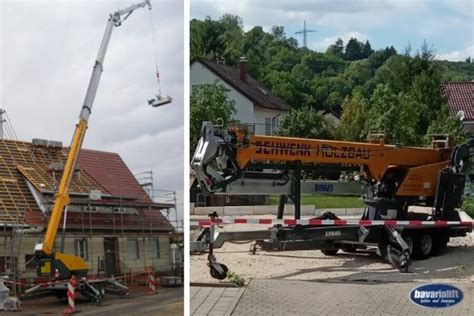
[293,168,301,220]
[277,195,287,220]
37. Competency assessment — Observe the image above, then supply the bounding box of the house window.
[265,117,271,135]
[272,117,279,135]
[149,239,160,259]
[74,239,89,261]
[0,256,17,273]
[126,238,140,260]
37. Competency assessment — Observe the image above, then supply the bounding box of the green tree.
[278,106,333,139]
[190,83,236,150]
[336,93,368,141]
[344,38,364,60]
[365,84,421,145]
[361,40,374,58]
[326,38,344,58]
[426,104,464,144]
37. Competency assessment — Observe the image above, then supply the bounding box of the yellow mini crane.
[34,0,152,280]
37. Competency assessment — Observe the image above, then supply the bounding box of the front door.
[103,237,120,277]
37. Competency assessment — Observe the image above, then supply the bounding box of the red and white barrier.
[146,269,157,295]
[193,218,473,228]
[63,276,78,315]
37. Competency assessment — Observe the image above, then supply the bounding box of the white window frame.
[149,238,160,259]
[265,117,271,135]
[74,238,89,261]
[126,238,140,260]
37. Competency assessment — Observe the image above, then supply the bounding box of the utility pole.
[294,21,317,48]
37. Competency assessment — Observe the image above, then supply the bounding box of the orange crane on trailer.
[191,122,472,278]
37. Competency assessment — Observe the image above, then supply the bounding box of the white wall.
[254,106,286,135]
[462,121,474,134]
[324,113,341,127]
[191,62,255,125]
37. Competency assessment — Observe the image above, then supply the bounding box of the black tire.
[412,232,433,260]
[402,234,415,256]
[321,249,339,256]
[210,263,228,280]
[432,234,449,256]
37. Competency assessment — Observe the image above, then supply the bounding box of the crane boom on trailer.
[191,122,472,279]
[34,0,152,280]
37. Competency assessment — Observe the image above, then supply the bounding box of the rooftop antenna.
[294,20,317,48]
[0,109,18,140]
[147,5,172,108]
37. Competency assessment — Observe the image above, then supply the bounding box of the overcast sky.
[191,0,474,61]
[0,0,184,223]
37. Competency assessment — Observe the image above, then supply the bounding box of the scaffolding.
[0,141,178,291]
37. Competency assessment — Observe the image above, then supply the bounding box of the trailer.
[190,122,473,279]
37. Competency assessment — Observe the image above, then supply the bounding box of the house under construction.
[0,137,176,283]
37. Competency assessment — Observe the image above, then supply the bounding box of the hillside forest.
[190,15,474,147]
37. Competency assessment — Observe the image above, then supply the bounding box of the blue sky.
[191,0,473,61]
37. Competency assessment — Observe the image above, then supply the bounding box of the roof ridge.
[194,58,291,111]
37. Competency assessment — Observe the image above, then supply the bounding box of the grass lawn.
[269,195,365,209]
[462,197,474,218]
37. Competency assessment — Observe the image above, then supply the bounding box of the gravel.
[190,218,474,284]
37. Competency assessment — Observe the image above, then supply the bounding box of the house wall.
[0,234,172,278]
[254,106,286,135]
[462,121,474,134]
[191,62,255,125]
[323,113,341,127]
[117,237,171,273]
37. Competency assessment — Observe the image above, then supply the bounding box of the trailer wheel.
[210,263,228,280]
[432,234,449,256]
[412,232,433,260]
[321,249,339,256]
[402,234,414,256]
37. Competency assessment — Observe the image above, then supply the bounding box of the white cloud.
[436,44,474,61]
[191,0,430,32]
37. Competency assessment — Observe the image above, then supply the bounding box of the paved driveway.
[233,279,472,315]
[192,280,472,315]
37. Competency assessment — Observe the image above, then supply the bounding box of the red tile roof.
[78,149,152,204]
[0,138,172,231]
[442,82,474,121]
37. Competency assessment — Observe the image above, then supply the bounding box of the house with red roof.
[191,57,291,135]
[442,82,474,133]
[0,138,177,279]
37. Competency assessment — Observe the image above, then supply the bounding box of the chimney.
[239,56,247,82]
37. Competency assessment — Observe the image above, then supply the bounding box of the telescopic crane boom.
[35,0,151,279]
[192,122,469,220]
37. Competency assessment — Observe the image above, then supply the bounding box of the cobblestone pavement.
[191,286,245,315]
[232,279,472,315]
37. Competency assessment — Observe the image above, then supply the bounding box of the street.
[7,286,183,316]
